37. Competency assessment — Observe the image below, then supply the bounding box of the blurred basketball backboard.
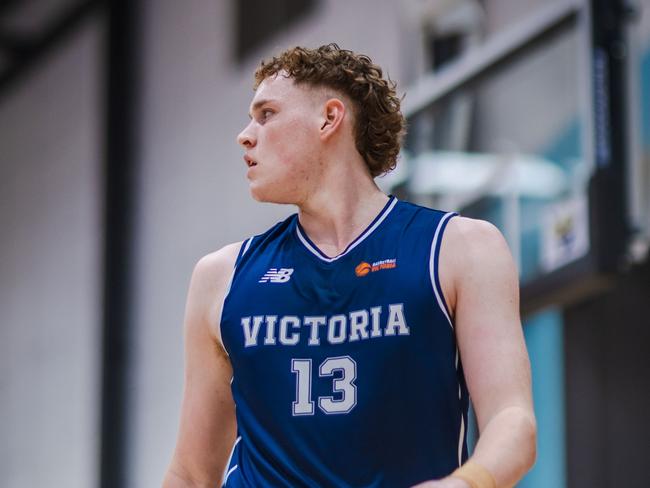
[383,0,634,314]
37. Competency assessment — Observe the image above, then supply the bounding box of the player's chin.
[249,182,294,204]
[249,182,280,203]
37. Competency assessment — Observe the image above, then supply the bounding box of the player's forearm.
[464,405,537,487]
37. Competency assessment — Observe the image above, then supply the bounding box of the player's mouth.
[244,155,257,168]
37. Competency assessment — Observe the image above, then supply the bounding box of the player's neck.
[297,174,389,258]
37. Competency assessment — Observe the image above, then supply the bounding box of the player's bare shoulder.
[193,242,242,284]
[186,242,243,346]
[445,216,509,256]
[439,216,516,314]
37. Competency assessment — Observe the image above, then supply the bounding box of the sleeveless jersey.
[220,197,469,488]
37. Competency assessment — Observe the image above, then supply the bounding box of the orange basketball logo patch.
[355,259,397,277]
[355,262,372,277]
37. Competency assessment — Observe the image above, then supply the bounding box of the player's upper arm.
[164,242,242,487]
[439,217,533,431]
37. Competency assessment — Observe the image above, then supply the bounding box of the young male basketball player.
[163,44,536,488]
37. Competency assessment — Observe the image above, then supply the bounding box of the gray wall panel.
[0,18,103,488]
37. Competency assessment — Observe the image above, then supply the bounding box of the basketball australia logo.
[355,258,397,277]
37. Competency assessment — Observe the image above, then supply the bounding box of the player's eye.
[260,109,274,121]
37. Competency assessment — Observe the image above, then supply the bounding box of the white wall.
[130,1,407,485]
[473,27,581,154]
[0,18,103,488]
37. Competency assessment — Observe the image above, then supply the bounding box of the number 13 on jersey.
[291,356,357,416]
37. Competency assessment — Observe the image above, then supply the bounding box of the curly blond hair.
[254,44,406,177]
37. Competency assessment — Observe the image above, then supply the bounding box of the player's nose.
[237,122,256,148]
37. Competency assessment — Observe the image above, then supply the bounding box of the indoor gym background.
[1,1,649,487]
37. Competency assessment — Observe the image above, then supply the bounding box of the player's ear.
[319,98,346,140]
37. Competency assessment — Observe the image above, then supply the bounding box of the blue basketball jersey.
[220,197,469,487]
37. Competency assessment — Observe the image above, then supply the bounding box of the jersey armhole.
[428,212,457,329]
[219,237,254,357]
[235,236,254,266]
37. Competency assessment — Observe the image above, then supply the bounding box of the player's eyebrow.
[248,98,276,119]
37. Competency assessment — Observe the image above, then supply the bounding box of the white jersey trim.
[458,414,465,467]
[222,436,242,486]
[220,238,254,358]
[223,464,239,486]
[241,236,253,256]
[295,197,398,263]
[223,237,253,298]
[429,212,456,329]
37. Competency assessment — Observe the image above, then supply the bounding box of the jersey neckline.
[294,196,398,263]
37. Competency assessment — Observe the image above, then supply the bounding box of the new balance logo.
[259,268,294,283]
